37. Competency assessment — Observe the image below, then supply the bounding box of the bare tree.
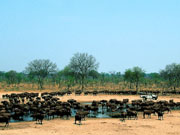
[25,59,57,89]
[69,53,99,90]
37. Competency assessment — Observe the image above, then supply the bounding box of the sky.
[0,0,180,73]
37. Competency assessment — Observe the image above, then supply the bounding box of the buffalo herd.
[0,90,180,127]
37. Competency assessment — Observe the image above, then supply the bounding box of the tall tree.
[69,53,99,90]
[124,67,145,91]
[160,63,180,90]
[132,67,145,92]
[124,69,134,89]
[25,59,57,89]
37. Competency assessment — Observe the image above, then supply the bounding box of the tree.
[25,59,57,89]
[160,63,180,90]
[124,69,134,89]
[16,73,23,85]
[58,66,75,90]
[147,73,162,87]
[69,53,99,90]
[99,72,106,86]
[124,67,145,91]
[5,70,17,86]
[89,70,99,80]
[132,67,145,92]
[27,72,37,89]
[0,71,5,82]
[148,73,161,82]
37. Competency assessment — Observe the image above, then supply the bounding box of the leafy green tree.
[89,70,99,80]
[132,67,145,92]
[55,71,64,88]
[147,73,162,87]
[69,53,99,90]
[99,72,106,86]
[0,71,5,82]
[16,73,24,85]
[55,66,75,89]
[5,70,17,86]
[61,66,75,90]
[27,71,37,89]
[148,73,161,82]
[124,67,145,91]
[160,63,180,90]
[124,69,134,89]
[25,59,57,89]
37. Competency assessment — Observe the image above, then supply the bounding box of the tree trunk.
[81,76,85,91]
[58,80,61,88]
[32,82,34,89]
[174,86,176,91]
[40,80,43,89]
[136,81,139,92]
[130,82,132,89]
[38,77,44,89]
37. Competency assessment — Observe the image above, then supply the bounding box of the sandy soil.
[1,92,180,135]
[59,94,180,103]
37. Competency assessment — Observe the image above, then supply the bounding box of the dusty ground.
[1,92,180,135]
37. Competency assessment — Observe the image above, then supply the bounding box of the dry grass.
[2,82,180,92]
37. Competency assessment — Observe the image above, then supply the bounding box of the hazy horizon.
[0,0,180,73]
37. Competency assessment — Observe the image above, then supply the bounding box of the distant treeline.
[0,53,180,92]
